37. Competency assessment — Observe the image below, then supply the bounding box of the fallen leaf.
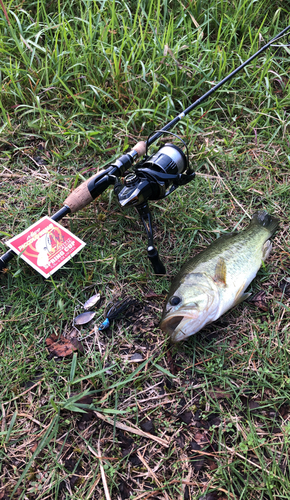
[64,458,82,490]
[208,459,218,470]
[188,441,205,472]
[140,419,156,435]
[33,156,48,165]
[129,454,141,466]
[198,494,219,500]
[144,290,164,299]
[194,431,210,446]
[30,441,38,453]
[250,290,268,311]
[248,400,260,412]
[184,485,190,500]
[46,333,84,357]
[279,278,290,297]
[132,319,155,335]
[76,395,94,428]
[178,410,193,425]
[118,431,134,451]
[130,353,144,362]
[208,389,231,400]
[279,403,289,418]
[166,349,181,375]
[175,432,186,449]
[118,480,131,500]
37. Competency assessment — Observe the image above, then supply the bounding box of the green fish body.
[160,211,279,342]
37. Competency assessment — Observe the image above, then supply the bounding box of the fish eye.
[169,296,181,306]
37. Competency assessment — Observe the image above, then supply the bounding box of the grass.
[0,0,290,498]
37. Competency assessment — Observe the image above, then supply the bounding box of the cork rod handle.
[63,141,146,214]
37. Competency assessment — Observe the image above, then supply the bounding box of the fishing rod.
[1,25,290,275]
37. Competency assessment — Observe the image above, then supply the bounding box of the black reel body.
[118,142,194,207]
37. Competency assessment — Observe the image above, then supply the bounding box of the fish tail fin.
[250,210,279,236]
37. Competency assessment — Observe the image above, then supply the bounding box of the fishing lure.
[99,297,137,330]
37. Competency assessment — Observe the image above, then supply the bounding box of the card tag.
[6,216,86,278]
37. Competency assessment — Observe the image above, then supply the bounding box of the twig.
[0,174,24,178]
[206,158,251,218]
[178,0,204,38]
[79,441,118,461]
[20,35,41,65]
[137,451,162,487]
[98,438,111,500]
[18,412,48,428]
[1,404,6,433]
[3,380,43,404]
[85,474,101,500]
[94,411,169,447]
[219,442,285,481]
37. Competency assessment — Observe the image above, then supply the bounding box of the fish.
[160,210,279,342]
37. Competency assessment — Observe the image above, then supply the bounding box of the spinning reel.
[116,132,195,274]
[84,130,194,274]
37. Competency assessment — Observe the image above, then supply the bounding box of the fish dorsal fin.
[213,257,227,286]
[216,231,237,242]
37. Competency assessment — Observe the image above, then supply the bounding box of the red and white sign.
[6,216,86,278]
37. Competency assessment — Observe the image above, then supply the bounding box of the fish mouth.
[160,315,184,336]
[160,310,201,342]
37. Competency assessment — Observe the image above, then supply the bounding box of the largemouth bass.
[160,211,279,342]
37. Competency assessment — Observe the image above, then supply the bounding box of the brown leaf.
[46,333,84,357]
[198,493,219,500]
[175,432,186,449]
[279,278,290,297]
[250,290,268,311]
[248,400,260,413]
[208,389,231,400]
[194,431,210,446]
[132,319,155,335]
[140,419,156,435]
[144,289,164,299]
[279,403,289,418]
[30,441,38,453]
[76,395,94,426]
[188,440,205,472]
[166,349,181,375]
[208,459,218,471]
[118,480,131,500]
[178,410,193,425]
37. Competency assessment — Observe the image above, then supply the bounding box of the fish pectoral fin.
[262,240,272,261]
[213,257,227,286]
[233,291,251,307]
